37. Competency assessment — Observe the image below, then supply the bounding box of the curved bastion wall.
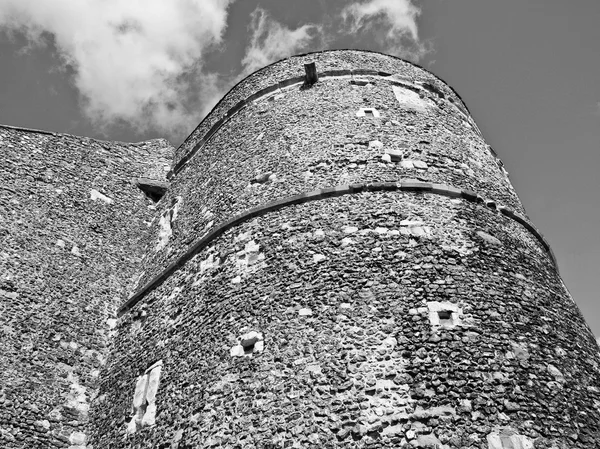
[91,50,600,448]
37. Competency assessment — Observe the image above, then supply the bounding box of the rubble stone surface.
[0,125,172,448]
[2,50,600,448]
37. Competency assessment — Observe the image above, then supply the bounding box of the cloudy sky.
[0,0,599,340]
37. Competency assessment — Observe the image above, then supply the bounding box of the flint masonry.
[1,50,599,448]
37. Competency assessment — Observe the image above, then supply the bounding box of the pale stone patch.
[507,342,529,361]
[145,363,162,405]
[234,238,266,279]
[132,374,149,409]
[415,433,442,448]
[313,254,326,263]
[141,403,156,427]
[392,85,429,111]
[369,140,384,150]
[547,364,565,382]
[193,251,220,286]
[341,237,355,246]
[306,364,322,375]
[156,197,182,251]
[127,360,163,434]
[477,230,502,246]
[487,428,534,449]
[400,218,431,238]
[299,308,312,316]
[89,188,113,204]
[69,431,87,446]
[65,373,89,421]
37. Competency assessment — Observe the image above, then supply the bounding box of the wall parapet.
[118,180,556,317]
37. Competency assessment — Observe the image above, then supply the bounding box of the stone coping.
[0,123,56,136]
[118,181,557,316]
[170,69,484,179]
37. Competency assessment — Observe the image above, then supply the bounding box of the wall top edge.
[0,122,174,149]
[175,49,472,159]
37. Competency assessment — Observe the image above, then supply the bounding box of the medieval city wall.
[92,50,600,448]
[0,125,173,448]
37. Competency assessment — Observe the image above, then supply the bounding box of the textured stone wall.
[135,52,522,295]
[96,193,600,448]
[0,125,173,448]
[92,50,600,448]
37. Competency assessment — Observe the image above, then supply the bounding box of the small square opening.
[438,310,454,325]
[364,109,375,117]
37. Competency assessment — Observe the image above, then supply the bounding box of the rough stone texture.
[95,193,600,448]
[90,50,599,448]
[138,51,524,291]
[3,49,600,448]
[0,125,173,448]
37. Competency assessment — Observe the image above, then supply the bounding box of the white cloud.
[342,0,427,60]
[0,0,234,139]
[241,8,322,75]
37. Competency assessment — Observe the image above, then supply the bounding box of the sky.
[0,0,599,341]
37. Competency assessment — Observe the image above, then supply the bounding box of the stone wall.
[92,50,600,448]
[0,125,173,448]
[95,193,600,448]
[136,52,523,295]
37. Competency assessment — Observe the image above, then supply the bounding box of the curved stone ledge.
[118,180,556,316]
[171,70,484,178]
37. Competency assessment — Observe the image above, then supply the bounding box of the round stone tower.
[91,50,600,448]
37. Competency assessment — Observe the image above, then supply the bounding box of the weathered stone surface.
[4,50,600,449]
[487,427,534,449]
[132,374,149,409]
[145,365,162,404]
[0,124,173,448]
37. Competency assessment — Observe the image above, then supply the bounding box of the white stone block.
[69,431,87,445]
[141,402,156,427]
[230,345,245,357]
[90,189,113,204]
[313,254,326,263]
[299,308,313,316]
[126,416,137,434]
[145,365,162,404]
[132,374,148,409]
